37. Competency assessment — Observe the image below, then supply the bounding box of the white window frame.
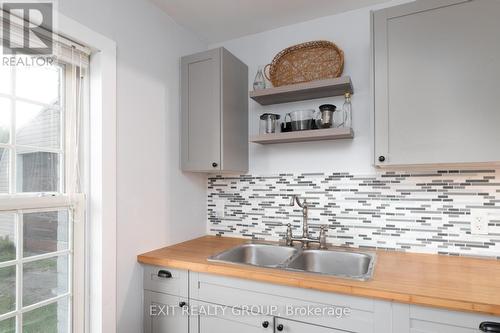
[54,13,117,333]
[0,54,88,332]
[1,9,117,333]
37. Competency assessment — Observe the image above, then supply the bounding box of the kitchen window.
[0,16,90,333]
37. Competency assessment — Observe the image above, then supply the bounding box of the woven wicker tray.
[265,40,344,87]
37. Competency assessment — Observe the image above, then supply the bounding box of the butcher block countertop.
[137,236,500,316]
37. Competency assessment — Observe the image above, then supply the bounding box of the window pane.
[0,213,16,262]
[0,316,15,333]
[23,210,69,257]
[23,255,68,306]
[15,65,61,105]
[0,148,10,194]
[16,150,60,193]
[0,97,10,144]
[0,65,11,94]
[0,266,16,315]
[15,101,61,149]
[22,298,68,333]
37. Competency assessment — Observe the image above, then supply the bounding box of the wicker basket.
[264,40,344,87]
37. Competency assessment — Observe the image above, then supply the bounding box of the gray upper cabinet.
[181,47,248,173]
[372,0,500,166]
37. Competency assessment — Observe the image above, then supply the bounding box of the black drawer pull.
[276,324,284,331]
[157,270,172,279]
[480,322,500,332]
[179,301,187,308]
[262,321,269,328]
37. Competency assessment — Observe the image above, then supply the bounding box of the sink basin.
[286,249,375,280]
[208,243,376,281]
[208,243,298,267]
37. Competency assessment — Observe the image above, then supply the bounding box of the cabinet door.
[275,318,354,333]
[181,48,221,172]
[198,315,272,333]
[220,48,248,173]
[192,302,272,333]
[373,0,500,166]
[144,291,189,333]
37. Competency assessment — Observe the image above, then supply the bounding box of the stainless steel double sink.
[208,243,376,281]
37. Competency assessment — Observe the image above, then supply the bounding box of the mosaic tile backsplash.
[208,169,500,258]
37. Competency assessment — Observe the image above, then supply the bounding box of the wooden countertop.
[137,236,500,316]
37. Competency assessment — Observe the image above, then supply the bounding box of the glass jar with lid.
[259,113,281,134]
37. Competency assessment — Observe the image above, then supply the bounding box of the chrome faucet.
[286,195,328,249]
[290,195,309,239]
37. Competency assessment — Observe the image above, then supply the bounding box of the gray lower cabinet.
[142,265,500,333]
[190,272,374,333]
[143,265,189,333]
[181,47,248,173]
[144,291,189,333]
[189,300,350,333]
[189,299,349,333]
[372,0,500,166]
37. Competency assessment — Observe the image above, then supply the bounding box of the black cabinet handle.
[157,270,172,279]
[276,324,284,331]
[262,321,269,328]
[378,155,386,162]
[480,322,500,332]
[212,162,218,168]
[179,301,187,308]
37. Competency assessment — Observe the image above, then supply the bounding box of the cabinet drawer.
[409,305,500,333]
[143,265,188,297]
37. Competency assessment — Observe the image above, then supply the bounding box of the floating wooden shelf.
[249,77,353,106]
[250,127,354,145]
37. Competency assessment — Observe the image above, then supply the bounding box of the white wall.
[210,1,408,175]
[58,0,208,332]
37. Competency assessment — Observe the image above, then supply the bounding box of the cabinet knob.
[378,155,386,162]
[480,322,500,332]
[179,301,187,308]
[212,162,218,168]
[262,321,269,328]
[276,324,284,331]
[157,270,172,278]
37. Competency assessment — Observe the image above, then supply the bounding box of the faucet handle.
[319,225,328,250]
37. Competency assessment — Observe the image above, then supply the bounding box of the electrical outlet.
[214,200,225,218]
[471,214,489,235]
